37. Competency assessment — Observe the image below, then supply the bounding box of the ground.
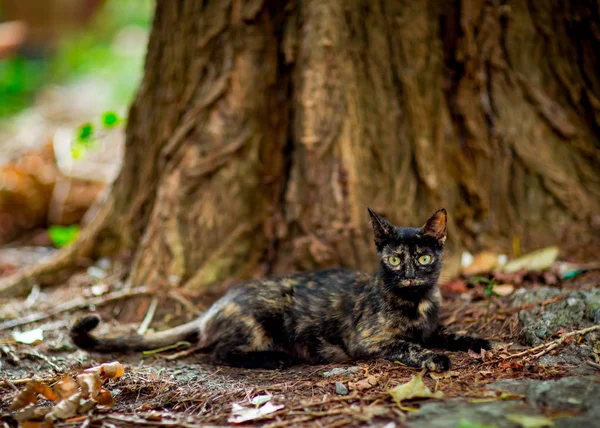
[0,255,599,427]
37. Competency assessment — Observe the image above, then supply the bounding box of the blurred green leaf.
[457,420,497,428]
[48,225,80,248]
[484,283,499,297]
[77,123,95,143]
[469,276,492,285]
[101,111,121,128]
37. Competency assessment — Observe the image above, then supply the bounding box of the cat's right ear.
[367,208,394,246]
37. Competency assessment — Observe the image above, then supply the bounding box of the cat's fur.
[71,208,490,371]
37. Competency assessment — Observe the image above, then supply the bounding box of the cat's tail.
[70,314,201,353]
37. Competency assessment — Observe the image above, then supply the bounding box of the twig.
[585,360,600,371]
[0,286,151,330]
[106,413,203,427]
[265,416,313,428]
[506,295,565,313]
[168,290,203,316]
[505,325,600,360]
[22,350,63,373]
[0,378,33,388]
[137,296,159,335]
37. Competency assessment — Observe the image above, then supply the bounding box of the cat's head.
[367,208,446,290]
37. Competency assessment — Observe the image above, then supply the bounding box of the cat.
[71,208,490,371]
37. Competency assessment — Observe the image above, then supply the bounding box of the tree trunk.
[6,0,599,297]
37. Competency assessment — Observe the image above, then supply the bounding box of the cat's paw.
[468,337,491,353]
[423,353,451,372]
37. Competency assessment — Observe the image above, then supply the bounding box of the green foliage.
[468,276,499,321]
[0,57,49,117]
[0,0,152,118]
[101,111,121,128]
[78,123,95,142]
[48,225,81,248]
[71,111,123,159]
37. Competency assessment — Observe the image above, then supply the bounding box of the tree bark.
[5,0,599,297]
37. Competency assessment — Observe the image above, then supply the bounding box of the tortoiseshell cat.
[71,208,490,371]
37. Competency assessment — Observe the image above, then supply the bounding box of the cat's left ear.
[367,208,394,246]
[422,209,447,245]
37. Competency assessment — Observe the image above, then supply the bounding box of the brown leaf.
[98,361,125,379]
[96,389,115,408]
[54,375,78,400]
[20,422,44,428]
[76,371,103,399]
[468,349,482,359]
[10,381,58,410]
[462,251,502,276]
[13,406,51,422]
[441,279,468,295]
[430,370,460,380]
[49,392,82,420]
[493,284,514,296]
[348,375,379,391]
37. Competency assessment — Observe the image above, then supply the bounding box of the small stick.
[168,290,202,316]
[505,325,599,359]
[161,345,204,360]
[137,296,159,335]
[585,360,600,371]
[0,286,151,330]
[0,378,34,388]
[22,350,62,373]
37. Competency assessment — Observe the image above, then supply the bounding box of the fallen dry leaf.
[12,328,44,345]
[388,374,444,408]
[95,389,115,408]
[441,279,468,295]
[502,246,559,273]
[505,413,553,428]
[55,375,78,400]
[98,361,125,379]
[10,381,58,410]
[228,402,284,424]
[468,349,482,359]
[49,392,82,420]
[494,284,515,296]
[9,361,125,425]
[348,374,379,391]
[462,251,503,276]
[430,370,460,380]
[250,394,272,406]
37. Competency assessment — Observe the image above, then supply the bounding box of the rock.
[322,366,361,378]
[335,382,349,395]
[488,377,600,427]
[407,399,544,428]
[408,377,600,428]
[512,287,600,346]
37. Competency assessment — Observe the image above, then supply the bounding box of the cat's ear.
[422,209,447,245]
[368,208,394,246]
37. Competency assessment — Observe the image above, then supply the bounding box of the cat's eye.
[418,255,432,265]
[388,256,401,266]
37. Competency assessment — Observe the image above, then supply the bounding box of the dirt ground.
[1,261,599,427]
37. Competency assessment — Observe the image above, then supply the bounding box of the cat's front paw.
[422,353,451,372]
[468,337,491,353]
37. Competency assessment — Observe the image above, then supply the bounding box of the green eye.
[418,255,432,265]
[388,256,401,266]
